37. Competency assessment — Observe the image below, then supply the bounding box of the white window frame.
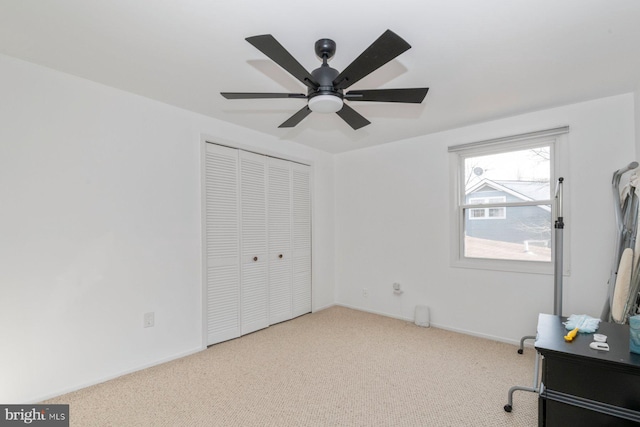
[448,126,570,275]
[468,196,507,220]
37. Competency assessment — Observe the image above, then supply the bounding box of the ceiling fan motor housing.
[309,65,342,99]
[308,64,343,113]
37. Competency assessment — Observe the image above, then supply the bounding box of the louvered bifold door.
[205,144,241,345]
[268,158,293,325]
[239,150,269,335]
[291,163,312,317]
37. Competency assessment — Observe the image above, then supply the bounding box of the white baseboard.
[426,322,525,347]
[31,346,204,403]
[312,302,336,312]
[335,303,414,322]
[335,303,525,347]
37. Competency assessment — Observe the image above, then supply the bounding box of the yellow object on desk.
[564,327,579,342]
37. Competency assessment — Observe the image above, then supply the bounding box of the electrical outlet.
[362,288,369,298]
[393,282,404,295]
[143,312,154,328]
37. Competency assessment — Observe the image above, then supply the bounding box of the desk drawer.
[541,397,640,427]
[544,354,640,410]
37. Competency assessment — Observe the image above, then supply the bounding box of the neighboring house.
[465,179,551,247]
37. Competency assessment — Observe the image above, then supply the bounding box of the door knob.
[253,256,258,262]
[279,254,283,259]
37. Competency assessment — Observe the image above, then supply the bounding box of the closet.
[204,143,311,346]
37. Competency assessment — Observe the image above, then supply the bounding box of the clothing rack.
[504,177,564,413]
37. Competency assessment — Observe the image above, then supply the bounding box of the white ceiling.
[1,1,639,154]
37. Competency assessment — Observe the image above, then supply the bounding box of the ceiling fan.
[221,29,429,130]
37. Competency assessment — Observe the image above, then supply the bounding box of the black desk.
[535,313,640,426]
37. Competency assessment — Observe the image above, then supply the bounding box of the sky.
[464,146,550,190]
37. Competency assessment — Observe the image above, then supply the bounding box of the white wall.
[335,93,636,343]
[0,53,335,403]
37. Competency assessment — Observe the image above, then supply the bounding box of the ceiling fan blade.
[336,104,371,130]
[279,106,312,128]
[221,92,307,99]
[344,88,429,103]
[246,35,319,90]
[333,30,411,90]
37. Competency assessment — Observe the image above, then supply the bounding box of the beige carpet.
[44,306,538,426]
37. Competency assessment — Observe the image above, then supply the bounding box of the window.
[449,127,569,273]
[468,197,506,220]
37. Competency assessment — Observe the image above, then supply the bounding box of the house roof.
[493,180,550,201]
[467,178,552,212]
[467,178,550,200]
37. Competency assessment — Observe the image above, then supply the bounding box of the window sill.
[451,257,568,275]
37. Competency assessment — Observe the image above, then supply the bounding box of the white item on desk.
[593,334,607,342]
[563,314,601,333]
[589,342,610,351]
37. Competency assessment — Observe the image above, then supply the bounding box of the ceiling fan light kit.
[221,29,428,130]
[308,94,343,113]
